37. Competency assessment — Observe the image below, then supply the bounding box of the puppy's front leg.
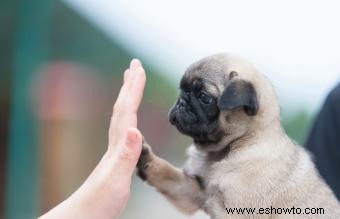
[136,140,203,215]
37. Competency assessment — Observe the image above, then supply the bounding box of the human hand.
[39,59,146,219]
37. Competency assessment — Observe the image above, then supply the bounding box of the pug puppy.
[136,54,340,218]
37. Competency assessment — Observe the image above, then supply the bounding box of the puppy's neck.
[195,118,283,162]
[194,132,247,161]
[206,143,231,162]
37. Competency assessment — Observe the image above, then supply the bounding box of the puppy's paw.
[136,137,152,181]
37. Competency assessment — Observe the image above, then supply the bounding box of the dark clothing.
[305,83,340,200]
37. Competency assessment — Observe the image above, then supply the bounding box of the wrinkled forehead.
[181,73,226,97]
[181,60,229,96]
[180,54,260,96]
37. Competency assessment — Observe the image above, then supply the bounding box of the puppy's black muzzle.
[169,97,223,145]
[169,99,198,133]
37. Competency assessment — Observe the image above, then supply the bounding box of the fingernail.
[130,59,141,69]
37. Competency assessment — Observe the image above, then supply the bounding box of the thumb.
[116,127,142,178]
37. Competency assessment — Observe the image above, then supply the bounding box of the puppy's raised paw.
[136,138,153,181]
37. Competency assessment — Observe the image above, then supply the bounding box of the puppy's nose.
[169,114,177,125]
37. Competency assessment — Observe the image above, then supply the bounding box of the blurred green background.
[0,0,318,219]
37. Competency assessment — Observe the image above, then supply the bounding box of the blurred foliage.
[50,1,177,107]
[50,1,128,73]
[282,110,313,145]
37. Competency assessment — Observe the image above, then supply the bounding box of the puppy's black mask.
[169,78,222,145]
[169,76,258,146]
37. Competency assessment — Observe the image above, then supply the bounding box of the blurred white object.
[64,0,340,113]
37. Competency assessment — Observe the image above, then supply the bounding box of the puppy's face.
[169,54,263,150]
[169,77,222,144]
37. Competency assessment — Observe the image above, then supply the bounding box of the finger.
[109,61,146,147]
[113,64,146,118]
[115,70,135,107]
[124,66,146,113]
[123,69,130,83]
[125,58,141,85]
[114,60,143,109]
[115,127,143,178]
[130,58,142,69]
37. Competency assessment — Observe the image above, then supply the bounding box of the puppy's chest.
[185,158,228,214]
[199,169,228,216]
[185,156,249,217]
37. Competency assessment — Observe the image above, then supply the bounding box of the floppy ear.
[218,80,259,116]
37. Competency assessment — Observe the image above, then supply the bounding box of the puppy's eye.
[198,92,213,105]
